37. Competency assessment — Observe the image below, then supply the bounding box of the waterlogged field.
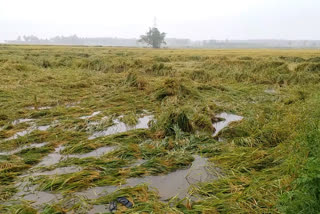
[0,45,320,213]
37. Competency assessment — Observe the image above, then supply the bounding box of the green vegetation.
[0,45,320,213]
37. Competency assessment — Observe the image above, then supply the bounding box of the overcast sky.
[1,0,320,42]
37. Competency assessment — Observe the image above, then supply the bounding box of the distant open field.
[1,45,320,213]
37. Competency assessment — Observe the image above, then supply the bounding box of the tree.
[139,27,166,48]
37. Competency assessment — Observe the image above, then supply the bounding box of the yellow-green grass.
[0,44,320,213]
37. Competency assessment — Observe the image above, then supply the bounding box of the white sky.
[1,0,320,41]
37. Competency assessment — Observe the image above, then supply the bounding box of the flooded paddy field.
[1,46,320,213]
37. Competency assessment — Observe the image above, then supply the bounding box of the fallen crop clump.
[154,109,193,135]
[154,78,199,103]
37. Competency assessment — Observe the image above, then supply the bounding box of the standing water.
[0,142,48,156]
[212,113,243,137]
[88,115,153,140]
[76,155,220,201]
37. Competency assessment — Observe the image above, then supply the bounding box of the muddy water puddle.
[2,125,51,142]
[36,145,116,167]
[21,192,60,206]
[14,180,62,206]
[67,146,116,159]
[77,155,219,201]
[28,166,82,177]
[88,115,153,140]
[2,118,53,142]
[4,129,32,141]
[88,205,110,214]
[0,142,47,156]
[0,118,33,132]
[36,145,66,167]
[213,112,243,137]
[15,189,62,206]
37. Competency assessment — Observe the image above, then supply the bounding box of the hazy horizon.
[1,0,320,42]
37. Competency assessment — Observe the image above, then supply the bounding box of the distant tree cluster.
[6,35,138,46]
[139,27,166,48]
